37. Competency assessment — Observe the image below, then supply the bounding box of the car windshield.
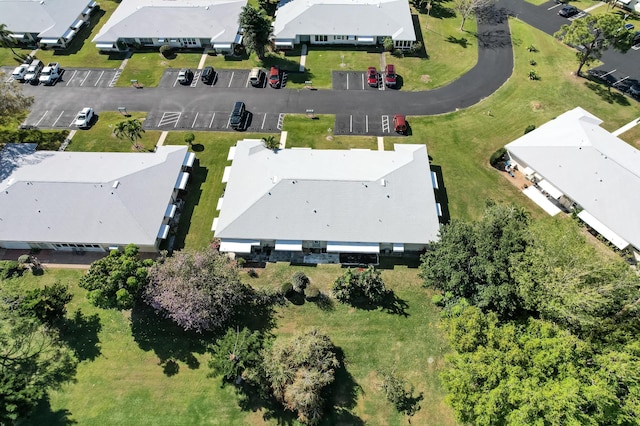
[78,114,86,120]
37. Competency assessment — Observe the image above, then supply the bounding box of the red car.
[269,66,280,88]
[367,67,378,87]
[385,64,396,87]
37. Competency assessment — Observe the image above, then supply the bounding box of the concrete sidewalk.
[612,117,640,137]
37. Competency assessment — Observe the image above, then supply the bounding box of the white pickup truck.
[39,62,61,85]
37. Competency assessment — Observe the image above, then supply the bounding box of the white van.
[249,67,263,87]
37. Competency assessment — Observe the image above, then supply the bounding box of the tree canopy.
[555,13,635,75]
[79,244,152,309]
[0,73,34,127]
[208,327,267,385]
[145,249,252,333]
[239,6,272,59]
[263,329,339,425]
[332,265,389,307]
[113,118,146,151]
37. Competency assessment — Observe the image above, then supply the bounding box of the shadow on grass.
[347,291,410,317]
[171,159,208,251]
[24,397,76,426]
[59,309,102,361]
[431,164,451,225]
[447,35,470,48]
[377,255,422,270]
[584,81,631,106]
[130,302,206,373]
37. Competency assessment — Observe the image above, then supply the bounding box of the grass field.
[66,112,160,152]
[117,51,203,88]
[12,263,454,426]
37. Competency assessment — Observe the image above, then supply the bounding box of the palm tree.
[0,23,18,56]
[113,118,145,151]
[262,135,279,150]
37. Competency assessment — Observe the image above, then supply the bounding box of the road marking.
[35,111,49,126]
[209,112,216,128]
[80,71,90,86]
[109,70,121,87]
[226,115,231,128]
[346,73,349,90]
[173,74,179,87]
[632,44,640,51]
[228,71,234,87]
[69,117,76,127]
[65,70,77,86]
[261,113,267,129]
[191,112,199,128]
[277,113,285,130]
[350,115,353,133]
[5,76,14,83]
[547,3,562,10]
[94,70,104,86]
[158,112,181,127]
[569,12,587,21]
[245,73,250,87]
[365,115,369,133]
[191,71,200,88]
[381,115,390,133]
[52,111,65,127]
[362,73,365,90]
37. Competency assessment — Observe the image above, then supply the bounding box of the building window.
[183,38,197,45]
[314,35,328,42]
[394,40,413,48]
[333,35,348,41]
[139,38,153,45]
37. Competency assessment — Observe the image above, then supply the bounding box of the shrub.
[236,257,246,267]
[116,288,134,309]
[247,268,259,278]
[524,124,536,134]
[383,37,394,52]
[159,44,172,57]
[0,260,22,279]
[281,282,294,295]
[184,133,195,146]
[528,69,539,80]
[529,59,537,66]
[409,41,423,54]
[17,254,31,264]
[305,285,320,301]
[489,147,507,166]
[527,44,538,52]
[291,271,309,293]
[431,294,445,306]
[332,266,389,306]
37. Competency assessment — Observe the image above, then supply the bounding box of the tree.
[79,244,152,309]
[441,305,632,425]
[0,75,33,127]
[263,329,339,425]
[419,202,531,317]
[0,23,18,57]
[379,369,423,418]
[382,36,394,52]
[19,282,72,325]
[239,6,272,59]
[113,118,146,151]
[184,132,195,147]
[208,327,266,384]
[262,135,279,151]
[291,271,309,293]
[0,314,77,423]
[452,0,495,31]
[555,14,635,75]
[332,265,389,307]
[145,249,252,333]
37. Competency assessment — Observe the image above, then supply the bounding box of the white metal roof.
[214,139,440,245]
[507,107,640,250]
[0,144,189,248]
[0,0,93,38]
[273,0,416,41]
[93,0,246,43]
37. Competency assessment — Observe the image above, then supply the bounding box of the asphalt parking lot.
[2,67,121,88]
[332,71,386,91]
[333,114,393,135]
[143,110,284,132]
[158,68,292,89]
[21,109,83,129]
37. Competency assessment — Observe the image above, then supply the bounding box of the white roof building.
[505,107,640,252]
[0,144,194,252]
[93,0,246,51]
[213,140,441,255]
[272,0,416,49]
[0,0,96,46]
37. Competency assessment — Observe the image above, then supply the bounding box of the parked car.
[249,67,264,87]
[629,82,640,98]
[74,107,95,128]
[39,62,61,85]
[269,66,280,88]
[384,64,397,87]
[11,64,29,81]
[624,23,635,31]
[229,101,246,130]
[201,66,215,84]
[23,60,43,84]
[633,31,640,46]
[558,5,578,17]
[177,68,193,85]
[367,67,378,87]
[393,114,407,135]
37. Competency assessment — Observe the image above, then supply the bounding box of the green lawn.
[117,52,203,88]
[283,114,379,149]
[12,261,454,425]
[619,124,640,149]
[0,47,34,68]
[66,112,160,152]
[29,1,127,69]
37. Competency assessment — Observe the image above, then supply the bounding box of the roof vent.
[380,179,386,186]
[112,180,120,188]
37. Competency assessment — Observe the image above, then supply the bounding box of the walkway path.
[299,44,308,72]
[198,48,210,70]
[156,130,169,147]
[612,117,640,136]
[377,136,384,151]
[583,1,606,13]
[280,131,288,149]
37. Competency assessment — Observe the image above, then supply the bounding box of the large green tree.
[0,75,33,127]
[0,314,77,423]
[208,327,266,385]
[239,6,272,59]
[0,23,18,56]
[555,13,635,75]
[331,265,389,307]
[420,202,531,317]
[113,118,146,151]
[262,329,339,425]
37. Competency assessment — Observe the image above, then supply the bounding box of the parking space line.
[80,71,90,86]
[350,115,353,133]
[52,111,65,127]
[226,115,231,129]
[382,115,390,133]
[209,112,216,128]
[109,70,121,87]
[158,112,181,127]
[228,71,234,88]
[94,70,104,86]
[69,117,76,127]
[362,74,365,90]
[65,70,77,86]
[277,113,285,130]
[261,113,267,129]
[173,74,179,87]
[35,111,49,126]
[365,115,369,133]
[192,112,199,128]
[547,3,562,10]
[5,76,14,83]
[346,73,349,90]
[191,71,200,88]
[245,74,250,88]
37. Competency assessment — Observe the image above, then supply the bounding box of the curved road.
[20,11,513,126]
